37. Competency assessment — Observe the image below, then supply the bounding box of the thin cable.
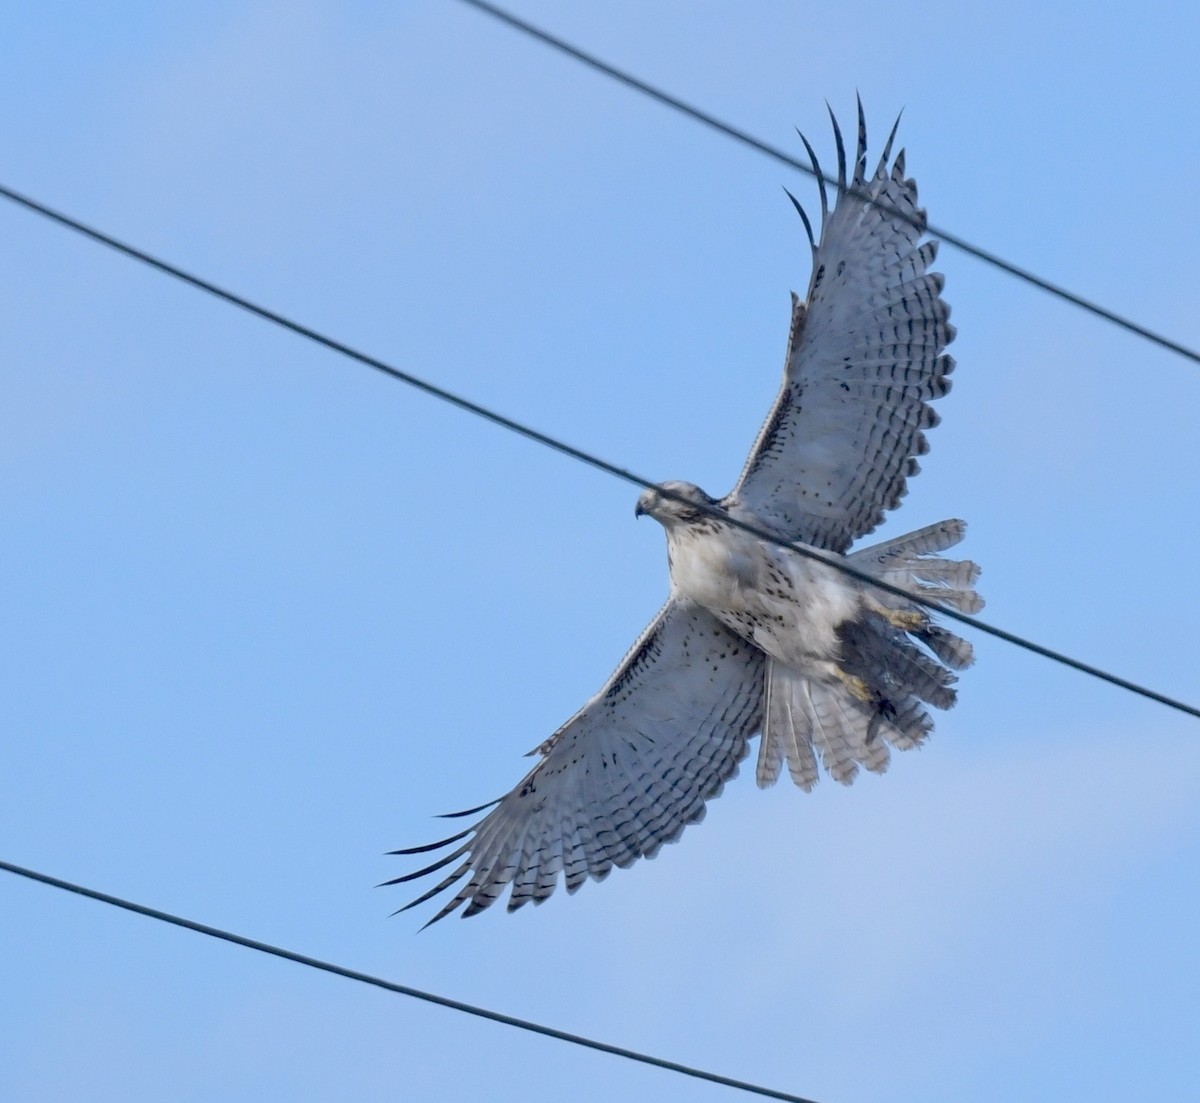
[0,858,820,1103]
[1,181,1196,720]
[454,0,1200,368]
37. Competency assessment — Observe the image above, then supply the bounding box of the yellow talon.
[834,667,875,703]
[872,605,927,632]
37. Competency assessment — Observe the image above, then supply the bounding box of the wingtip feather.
[437,796,503,819]
[795,127,828,221]
[826,102,848,193]
[853,95,868,185]
[783,186,817,251]
[386,825,473,856]
[875,111,903,178]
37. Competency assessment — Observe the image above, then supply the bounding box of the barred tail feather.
[758,659,821,790]
[851,518,984,617]
[850,518,982,672]
[757,662,889,790]
[757,519,981,791]
[915,623,974,670]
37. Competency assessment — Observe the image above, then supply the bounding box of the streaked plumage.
[388,101,982,924]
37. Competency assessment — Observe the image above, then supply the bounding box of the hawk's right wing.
[387,600,764,924]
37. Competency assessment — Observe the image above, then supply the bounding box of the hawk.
[389,102,982,924]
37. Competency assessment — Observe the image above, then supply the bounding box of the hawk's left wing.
[386,599,764,924]
[725,101,955,553]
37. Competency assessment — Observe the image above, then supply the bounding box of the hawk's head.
[634,481,718,527]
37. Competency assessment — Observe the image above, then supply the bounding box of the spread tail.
[756,519,981,789]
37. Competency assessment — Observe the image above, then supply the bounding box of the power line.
[1,181,1196,720]
[0,857,821,1103]
[454,0,1200,369]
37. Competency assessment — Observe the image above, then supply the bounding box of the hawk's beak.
[634,501,646,519]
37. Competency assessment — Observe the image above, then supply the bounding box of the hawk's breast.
[666,522,760,614]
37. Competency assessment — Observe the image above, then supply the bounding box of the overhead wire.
[0,858,821,1103]
[454,0,1200,368]
[0,181,1195,719]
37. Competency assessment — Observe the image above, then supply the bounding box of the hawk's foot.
[871,604,928,632]
[833,666,875,703]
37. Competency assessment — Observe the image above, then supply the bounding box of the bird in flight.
[388,101,982,924]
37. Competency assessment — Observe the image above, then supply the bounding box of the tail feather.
[759,659,820,789]
[758,661,889,790]
[915,623,974,670]
[905,557,980,589]
[855,518,966,558]
[757,518,981,791]
[879,694,935,750]
[840,620,957,710]
[812,681,891,780]
[851,518,984,616]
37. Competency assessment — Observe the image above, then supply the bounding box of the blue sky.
[2,2,1199,1101]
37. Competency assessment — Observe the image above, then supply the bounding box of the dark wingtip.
[380,842,472,886]
[853,95,868,185]
[389,860,473,919]
[783,186,816,251]
[795,126,828,220]
[877,111,904,178]
[437,796,503,819]
[825,102,848,193]
[386,825,473,856]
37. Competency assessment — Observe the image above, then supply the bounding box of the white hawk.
[388,103,982,924]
